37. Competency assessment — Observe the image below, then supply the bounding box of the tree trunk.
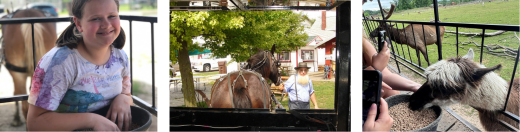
[178,39,197,107]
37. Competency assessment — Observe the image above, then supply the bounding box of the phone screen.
[362,70,382,125]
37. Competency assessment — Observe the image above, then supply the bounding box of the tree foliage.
[170,11,244,63]
[171,11,307,63]
[203,11,307,62]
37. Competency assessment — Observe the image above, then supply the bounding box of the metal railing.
[170,1,351,131]
[363,0,519,131]
[0,15,158,116]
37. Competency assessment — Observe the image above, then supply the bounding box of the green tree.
[170,11,244,107]
[413,0,431,8]
[442,0,448,6]
[204,11,308,62]
[170,11,307,107]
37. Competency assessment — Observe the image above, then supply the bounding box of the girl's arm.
[27,104,118,131]
[105,76,133,130]
[363,37,390,71]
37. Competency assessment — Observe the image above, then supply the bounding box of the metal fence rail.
[0,15,158,116]
[363,0,519,131]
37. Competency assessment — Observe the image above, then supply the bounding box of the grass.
[177,71,219,78]
[276,81,335,110]
[119,4,157,11]
[131,80,146,96]
[58,9,69,16]
[366,0,520,81]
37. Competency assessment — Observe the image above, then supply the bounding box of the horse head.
[246,44,282,86]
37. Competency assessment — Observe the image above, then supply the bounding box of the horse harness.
[212,70,270,109]
[0,9,52,73]
[212,50,281,109]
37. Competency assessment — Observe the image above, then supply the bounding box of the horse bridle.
[0,9,52,73]
[246,50,282,84]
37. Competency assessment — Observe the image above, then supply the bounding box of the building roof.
[305,12,336,48]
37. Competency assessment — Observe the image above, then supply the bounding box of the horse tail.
[195,90,211,107]
[232,76,252,108]
[21,23,45,74]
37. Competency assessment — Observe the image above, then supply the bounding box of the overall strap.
[228,74,235,108]
[295,76,298,102]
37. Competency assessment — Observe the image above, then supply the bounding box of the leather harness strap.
[4,59,27,73]
[227,73,235,108]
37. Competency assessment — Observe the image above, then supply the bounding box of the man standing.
[279,62,319,110]
[324,64,330,79]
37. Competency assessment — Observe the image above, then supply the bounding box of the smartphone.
[377,31,386,52]
[362,70,383,125]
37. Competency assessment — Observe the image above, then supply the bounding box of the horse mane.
[246,50,271,79]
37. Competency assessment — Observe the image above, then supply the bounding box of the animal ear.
[472,64,501,81]
[257,48,262,53]
[271,45,276,55]
[462,48,474,60]
[390,24,395,27]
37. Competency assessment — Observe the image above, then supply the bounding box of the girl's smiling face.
[74,0,120,49]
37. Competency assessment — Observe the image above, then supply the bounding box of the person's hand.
[106,94,132,131]
[381,82,392,93]
[314,105,319,109]
[363,98,394,131]
[372,41,390,71]
[91,114,119,131]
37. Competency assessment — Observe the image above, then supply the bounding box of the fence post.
[433,0,442,60]
[31,22,36,70]
[336,1,350,131]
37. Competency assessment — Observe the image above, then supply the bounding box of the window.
[301,50,314,61]
[278,51,290,62]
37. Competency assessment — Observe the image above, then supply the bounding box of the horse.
[199,45,282,109]
[409,48,519,131]
[1,9,56,126]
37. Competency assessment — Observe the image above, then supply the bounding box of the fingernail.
[370,103,376,110]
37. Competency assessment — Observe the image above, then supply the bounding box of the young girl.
[27,0,132,131]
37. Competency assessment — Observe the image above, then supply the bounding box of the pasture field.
[276,81,335,110]
[366,0,520,82]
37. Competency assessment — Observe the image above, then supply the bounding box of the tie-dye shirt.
[28,45,131,113]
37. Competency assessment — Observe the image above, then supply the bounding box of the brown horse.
[203,45,282,109]
[1,9,56,126]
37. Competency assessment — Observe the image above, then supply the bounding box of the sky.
[362,0,394,10]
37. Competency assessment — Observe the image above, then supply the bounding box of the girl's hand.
[92,114,120,131]
[381,82,392,93]
[363,98,394,131]
[372,41,390,71]
[106,94,132,131]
